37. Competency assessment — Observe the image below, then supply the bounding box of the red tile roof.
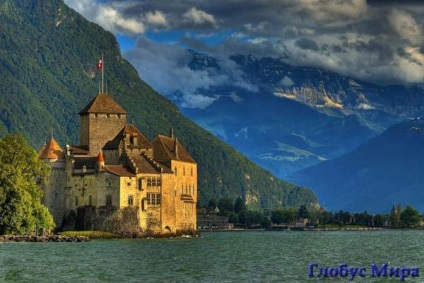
[79,93,127,114]
[126,151,173,174]
[152,135,196,163]
[39,138,65,160]
[103,124,152,150]
[106,165,136,177]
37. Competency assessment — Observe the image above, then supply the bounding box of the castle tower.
[79,93,127,155]
[38,137,66,227]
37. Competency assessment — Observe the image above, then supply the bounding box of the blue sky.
[64,0,423,108]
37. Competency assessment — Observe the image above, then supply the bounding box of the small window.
[127,182,131,186]
[106,195,112,206]
[75,196,78,207]
[183,167,186,176]
[174,167,177,176]
[138,179,143,191]
[191,167,193,177]
[156,194,161,205]
[128,195,134,206]
[89,195,92,206]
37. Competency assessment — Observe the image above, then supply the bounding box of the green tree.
[239,210,265,228]
[400,205,421,228]
[271,209,284,224]
[373,214,385,227]
[319,211,333,224]
[234,197,246,214]
[282,208,297,223]
[390,212,401,228]
[207,198,218,210]
[227,212,238,224]
[0,134,55,235]
[218,198,234,215]
[297,205,310,219]
[271,208,297,224]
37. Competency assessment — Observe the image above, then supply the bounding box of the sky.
[64,0,424,108]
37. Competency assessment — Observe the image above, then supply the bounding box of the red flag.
[97,57,103,70]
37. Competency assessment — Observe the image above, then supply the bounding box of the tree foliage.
[0,133,55,234]
[400,205,420,228]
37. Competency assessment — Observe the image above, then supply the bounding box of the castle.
[38,93,197,234]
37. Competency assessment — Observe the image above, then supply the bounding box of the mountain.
[171,51,424,179]
[288,119,424,213]
[0,0,317,210]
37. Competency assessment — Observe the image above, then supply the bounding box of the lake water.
[0,230,423,282]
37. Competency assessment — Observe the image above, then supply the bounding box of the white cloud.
[65,0,144,35]
[183,7,217,27]
[388,9,422,46]
[229,92,244,103]
[98,6,145,35]
[297,0,368,22]
[145,10,168,27]
[282,26,315,37]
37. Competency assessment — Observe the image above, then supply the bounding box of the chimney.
[132,134,138,146]
[174,138,179,159]
[169,128,174,139]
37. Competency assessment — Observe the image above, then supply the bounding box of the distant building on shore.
[39,92,197,234]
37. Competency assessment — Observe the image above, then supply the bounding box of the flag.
[97,57,103,70]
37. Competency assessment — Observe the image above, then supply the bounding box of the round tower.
[39,137,66,228]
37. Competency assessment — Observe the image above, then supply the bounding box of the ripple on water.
[0,230,422,282]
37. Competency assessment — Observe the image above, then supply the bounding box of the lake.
[0,230,422,282]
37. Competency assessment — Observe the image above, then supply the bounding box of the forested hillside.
[0,0,317,210]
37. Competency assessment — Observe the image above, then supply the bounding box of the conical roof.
[97,151,105,163]
[39,138,65,160]
[79,93,127,114]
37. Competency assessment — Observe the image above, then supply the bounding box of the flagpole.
[101,53,104,94]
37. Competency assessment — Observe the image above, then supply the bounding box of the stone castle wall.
[80,113,126,155]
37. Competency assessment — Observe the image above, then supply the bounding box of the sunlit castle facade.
[39,93,197,234]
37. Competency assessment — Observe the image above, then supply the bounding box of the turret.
[96,151,105,172]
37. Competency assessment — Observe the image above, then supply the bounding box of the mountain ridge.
[168,50,424,178]
[288,119,424,213]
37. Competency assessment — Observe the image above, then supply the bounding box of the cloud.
[388,9,422,46]
[295,38,320,51]
[65,0,144,35]
[297,0,368,22]
[123,37,256,108]
[64,0,424,85]
[183,7,217,28]
[145,10,168,27]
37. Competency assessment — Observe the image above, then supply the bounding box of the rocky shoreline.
[0,235,91,242]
